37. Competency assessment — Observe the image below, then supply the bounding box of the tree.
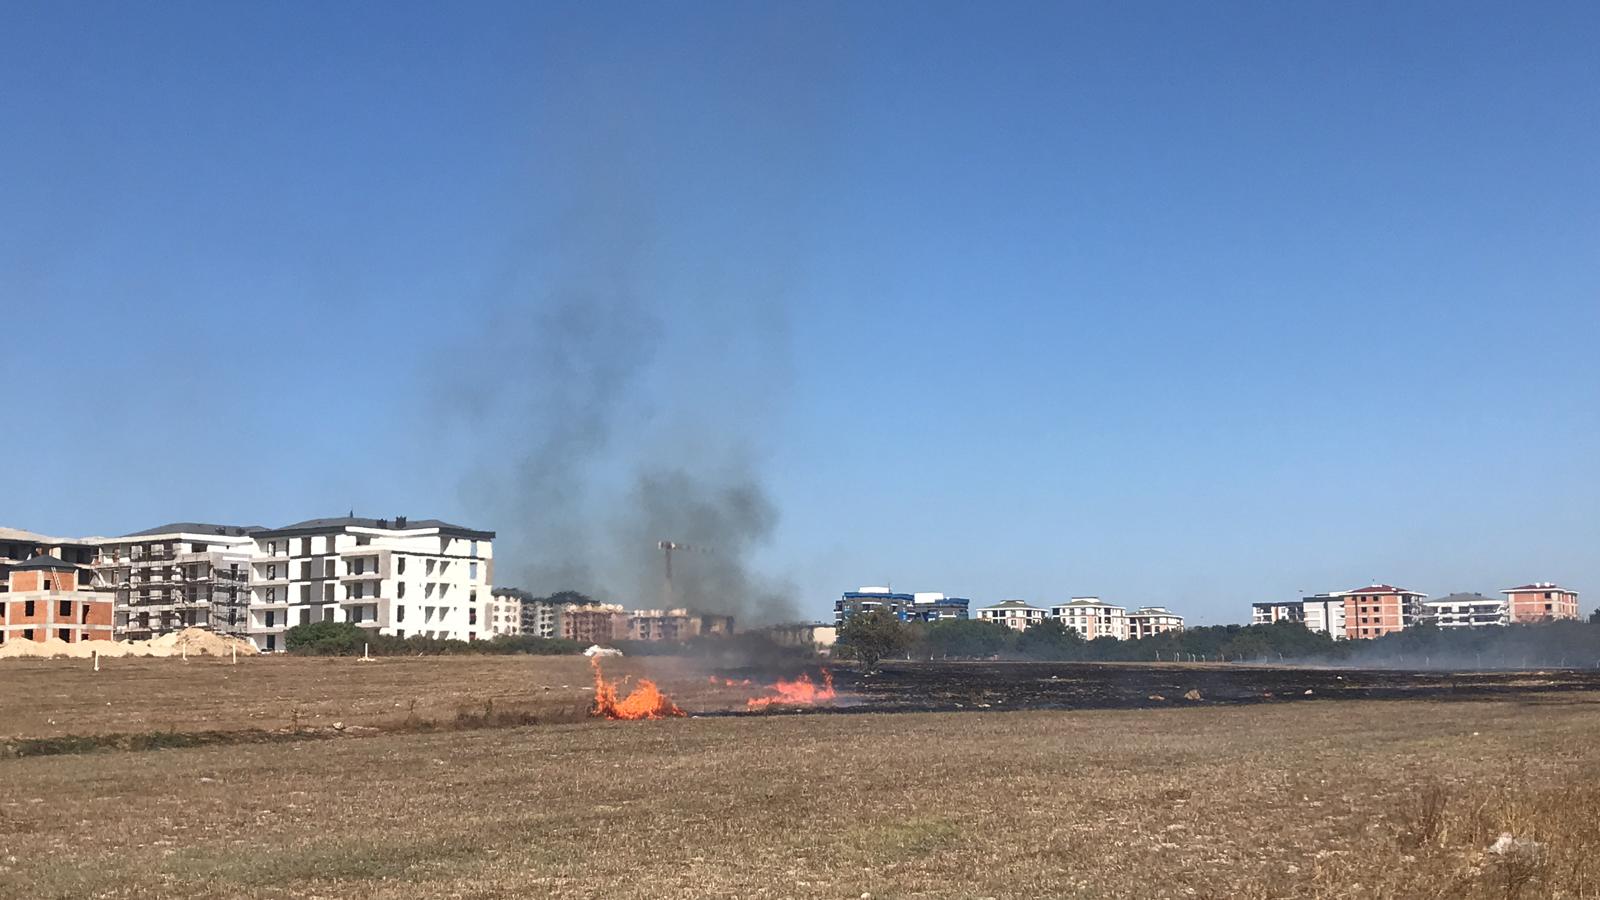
[1014,618,1085,661]
[921,618,1013,659]
[837,608,911,671]
[1590,608,1600,625]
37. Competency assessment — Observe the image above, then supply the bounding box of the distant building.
[1050,597,1127,640]
[1422,593,1507,629]
[1126,606,1184,639]
[1301,594,1347,639]
[560,604,628,643]
[626,608,736,641]
[764,622,837,652]
[1341,584,1427,640]
[1502,583,1580,623]
[248,516,494,653]
[978,599,1049,631]
[1251,600,1304,626]
[907,592,970,622]
[487,588,524,637]
[835,587,913,624]
[92,523,259,641]
[0,528,100,593]
[0,555,114,645]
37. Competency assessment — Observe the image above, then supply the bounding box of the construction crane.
[657,540,712,608]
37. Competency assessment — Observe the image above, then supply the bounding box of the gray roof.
[122,523,265,538]
[13,554,78,571]
[255,516,494,540]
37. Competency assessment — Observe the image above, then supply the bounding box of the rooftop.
[12,554,78,572]
[980,599,1045,610]
[255,516,494,540]
[1341,585,1424,597]
[1502,583,1574,594]
[121,522,265,538]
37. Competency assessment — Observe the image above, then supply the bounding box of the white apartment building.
[977,599,1049,631]
[1301,594,1347,638]
[91,523,259,640]
[1126,606,1184,639]
[488,587,526,637]
[248,516,494,652]
[1251,600,1304,626]
[1051,597,1128,640]
[1422,593,1508,629]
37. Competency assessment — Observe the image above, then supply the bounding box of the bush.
[285,621,367,656]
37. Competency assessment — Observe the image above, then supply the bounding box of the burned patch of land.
[811,661,1600,714]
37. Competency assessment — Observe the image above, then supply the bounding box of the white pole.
[232,644,237,665]
[363,642,370,661]
[182,644,188,662]
[93,649,100,672]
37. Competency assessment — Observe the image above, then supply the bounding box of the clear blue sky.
[4,2,1597,624]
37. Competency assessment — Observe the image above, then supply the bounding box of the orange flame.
[747,669,836,710]
[591,658,685,720]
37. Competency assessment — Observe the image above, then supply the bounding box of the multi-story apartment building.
[487,588,523,637]
[763,622,838,652]
[1502,583,1580,623]
[1251,600,1304,626]
[907,592,970,622]
[835,588,971,624]
[1126,606,1184,639]
[978,600,1050,631]
[1341,584,1426,640]
[1300,594,1347,638]
[91,523,259,640]
[1422,592,1507,629]
[247,516,494,652]
[560,603,628,643]
[834,587,913,624]
[626,608,737,641]
[0,528,100,593]
[0,555,114,645]
[1050,597,1128,640]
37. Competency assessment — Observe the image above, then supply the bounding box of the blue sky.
[3,2,1597,624]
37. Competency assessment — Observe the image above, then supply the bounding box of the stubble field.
[1,656,1598,899]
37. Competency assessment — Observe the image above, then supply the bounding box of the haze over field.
[2,3,1597,623]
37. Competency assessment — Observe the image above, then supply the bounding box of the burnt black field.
[726,661,1600,715]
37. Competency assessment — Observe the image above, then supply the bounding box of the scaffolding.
[97,541,252,640]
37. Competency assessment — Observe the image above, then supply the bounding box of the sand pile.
[0,628,260,660]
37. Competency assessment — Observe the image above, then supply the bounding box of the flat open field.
[3,658,1600,898]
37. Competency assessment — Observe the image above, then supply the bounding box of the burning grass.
[589,657,686,720]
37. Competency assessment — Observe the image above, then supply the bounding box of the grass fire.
[589,658,685,720]
[746,669,836,710]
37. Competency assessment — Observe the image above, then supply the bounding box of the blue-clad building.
[835,587,970,624]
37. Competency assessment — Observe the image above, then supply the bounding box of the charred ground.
[722,660,1600,715]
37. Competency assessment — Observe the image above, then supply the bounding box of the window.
[470,562,479,580]
[266,634,276,652]
[301,585,311,603]
[323,607,334,622]
[299,561,311,580]
[24,600,35,617]
[59,599,71,617]
[469,608,478,625]
[397,606,405,623]
[267,588,277,603]
[24,628,35,640]
[397,582,405,599]
[470,540,479,558]
[398,556,406,575]
[301,538,312,557]
[299,608,310,626]
[81,605,90,624]
[324,559,335,578]
[267,564,277,580]
[324,583,334,602]
[395,629,405,639]
[267,541,278,555]
[59,628,72,643]
[265,611,275,627]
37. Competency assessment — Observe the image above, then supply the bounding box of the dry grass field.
[2,657,1599,899]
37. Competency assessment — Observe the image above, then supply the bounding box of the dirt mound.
[0,628,259,660]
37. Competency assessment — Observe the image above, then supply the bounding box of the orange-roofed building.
[0,554,114,644]
[1501,583,1580,623]
[1340,584,1426,640]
